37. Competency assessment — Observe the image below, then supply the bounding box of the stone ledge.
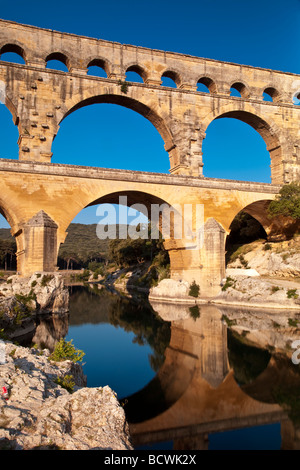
[1,18,300,80]
[0,159,281,193]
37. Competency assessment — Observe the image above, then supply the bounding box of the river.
[29,284,300,450]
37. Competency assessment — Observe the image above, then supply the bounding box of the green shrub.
[189,281,200,298]
[189,305,200,320]
[268,182,300,220]
[222,276,236,291]
[263,243,272,251]
[271,286,280,294]
[118,80,130,94]
[49,338,85,363]
[287,289,299,299]
[222,314,237,327]
[288,318,298,327]
[54,374,75,393]
[41,274,54,287]
[239,254,248,267]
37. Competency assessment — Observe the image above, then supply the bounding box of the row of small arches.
[1,43,300,105]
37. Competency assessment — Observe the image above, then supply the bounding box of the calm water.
[30,285,300,450]
[65,285,169,398]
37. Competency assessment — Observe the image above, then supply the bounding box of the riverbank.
[0,341,132,450]
[0,273,134,450]
[0,272,69,337]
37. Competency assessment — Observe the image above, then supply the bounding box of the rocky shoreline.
[0,272,69,333]
[0,341,132,450]
[148,275,300,310]
[0,272,132,450]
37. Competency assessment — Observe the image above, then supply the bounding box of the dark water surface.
[65,285,169,398]
[30,284,300,450]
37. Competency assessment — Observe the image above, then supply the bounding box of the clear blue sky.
[0,0,299,226]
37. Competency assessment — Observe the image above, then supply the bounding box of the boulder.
[149,278,191,301]
[0,341,132,450]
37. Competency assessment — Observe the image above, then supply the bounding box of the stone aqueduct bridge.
[0,19,299,295]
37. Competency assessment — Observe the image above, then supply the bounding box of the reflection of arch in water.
[124,303,229,424]
[227,328,271,387]
[123,304,198,423]
[127,304,290,449]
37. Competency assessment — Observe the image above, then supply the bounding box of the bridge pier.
[166,218,226,297]
[17,211,58,276]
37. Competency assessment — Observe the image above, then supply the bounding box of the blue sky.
[0,0,299,226]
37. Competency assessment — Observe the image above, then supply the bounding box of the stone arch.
[197,76,217,93]
[229,80,251,98]
[0,88,19,127]
[58,188,193,279]
[125,63,148,83]
[45,51,71,71]
[240,200,273,231]
[0,196,24,272]
[86,57,111,76]
[202,105,284,184]
[85,189,190,242]
[0,197,19,232]
[0,42,27,63]
[56,92,180,170]
[241,199,300,240]
[262,86,281,103]
[0,90,21,160]
[161,69,182,88]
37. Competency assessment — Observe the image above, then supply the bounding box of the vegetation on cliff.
[268,182,300,220]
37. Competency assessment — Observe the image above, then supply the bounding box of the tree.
[268,183,300,220]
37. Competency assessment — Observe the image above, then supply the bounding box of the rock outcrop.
[0,273,69,332]
[215,275,300,309]
[0,341,132,450]
[227,237,300,278]
[149,279,192,302]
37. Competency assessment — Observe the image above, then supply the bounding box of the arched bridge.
[0,19,299,296]
[0,159,280,296]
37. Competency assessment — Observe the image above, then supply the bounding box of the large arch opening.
[0,213,17,273]
[57,191,174,397]
[222,197,298,271]
[0,103,19,160]
[202,111,281,183]
[52,96,172,173]
[225,209,268,268]
[57,190,182,290]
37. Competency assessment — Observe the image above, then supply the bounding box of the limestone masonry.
[0,19,299,296]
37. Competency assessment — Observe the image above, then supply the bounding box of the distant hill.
[0,223,148,270]
[57,223,132,269]
[0,228,13,240]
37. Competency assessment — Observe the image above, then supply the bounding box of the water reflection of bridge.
[125,303,299,450]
